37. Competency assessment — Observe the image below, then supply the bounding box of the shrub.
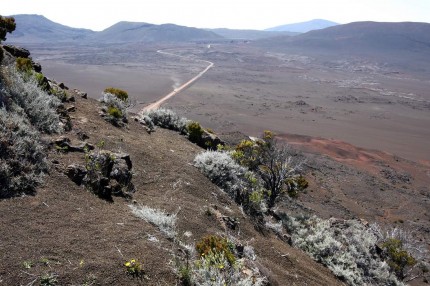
[107,105,122,118]
[232,132,305,208]
[187,121,204,143]
[192,236,267,286]
[194,151,247,199]
[1,66,62,134]
[142,108,189,134]
[100,92,128,127]
[381,238,416,280]
[196,235,236,266]
[128,204,177,238]
[124,258,144,277]
[15,57,33,72]
[371,225,428,281]
[104,87,128,101]
[282,215,402,286]
[0,107,47,198]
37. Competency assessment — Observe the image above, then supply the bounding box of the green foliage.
[107,105,123,119]
[381,238,416,279]
[196,235,236,266]
[104,87,128,101]
[187,121,204,143]
[285,175,309,198]
[40,273,58,286]
[0,15,16,42]
[16,57,33,72]
[179,265,192,286]
[124,259,144,277]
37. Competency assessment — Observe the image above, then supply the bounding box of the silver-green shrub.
[192,252,267,286]
[284,215,402,286]
[0,107,47,198]
[100,92,129,126]
[142,108,189,134]
[1,66,62,134]
[129,204,177,239]
[194,151,247,199]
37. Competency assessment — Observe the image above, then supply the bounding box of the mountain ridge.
[266,19,338,33]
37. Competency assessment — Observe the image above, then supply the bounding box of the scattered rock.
[52,136,95,152]
[58,82,69,90]
[200,130,225,149]
[66,105,76,112]
[32,62,42,73]
[66,164,87,185]
[222,216,239,230]
[295,100,308,106]
[3,45,30,58]
[76,131,89,141]
[73,89,87,99]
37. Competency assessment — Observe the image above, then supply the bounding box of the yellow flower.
[130,259,136,263]
[125,262,131,267]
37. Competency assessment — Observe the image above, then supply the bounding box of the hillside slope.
[0,72,342,284]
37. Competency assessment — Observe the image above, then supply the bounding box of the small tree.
[232,131,305,208]
[0,15,16,42]
[257,131,304,208]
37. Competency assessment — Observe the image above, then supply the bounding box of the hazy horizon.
[2,0,430,31]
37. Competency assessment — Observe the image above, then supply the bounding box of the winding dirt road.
[141,50,214,112]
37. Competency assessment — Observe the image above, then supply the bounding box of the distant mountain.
[255,21,430,73]
[259,22,430,53]
[6,15,222,45]
[266,19,338,33]
[6,14,94,44]
[89,22,222,43]
[207,28,298,40]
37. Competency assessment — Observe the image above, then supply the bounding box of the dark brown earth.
[0,92,343,285]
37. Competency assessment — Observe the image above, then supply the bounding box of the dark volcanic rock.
[3,45,30,58]
[66,164,87,185]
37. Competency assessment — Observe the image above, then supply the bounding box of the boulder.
[82,150,135,201]
[3,45,30,58]
[200,130,225,150]
[66,164,87,185]
[73,89,87,99]
[32,62,42,73]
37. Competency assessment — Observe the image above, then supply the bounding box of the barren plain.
[22,42,430,255]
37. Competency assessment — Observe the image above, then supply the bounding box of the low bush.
[194,150,266,217]
[142,108,189,134]
[15,57,32,72]
[190,236,267,286]
[196,235,236,266]
[128,204,177,238]
[104,87,128,101]
[0,107,47,198]
[281,215,402,286]
[1,66,63,134]
[100,92,128,127]
[187,121,204,143]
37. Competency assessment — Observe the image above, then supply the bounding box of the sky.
[1,0,430,31]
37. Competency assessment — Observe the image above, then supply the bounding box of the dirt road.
[141,50,214,112]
